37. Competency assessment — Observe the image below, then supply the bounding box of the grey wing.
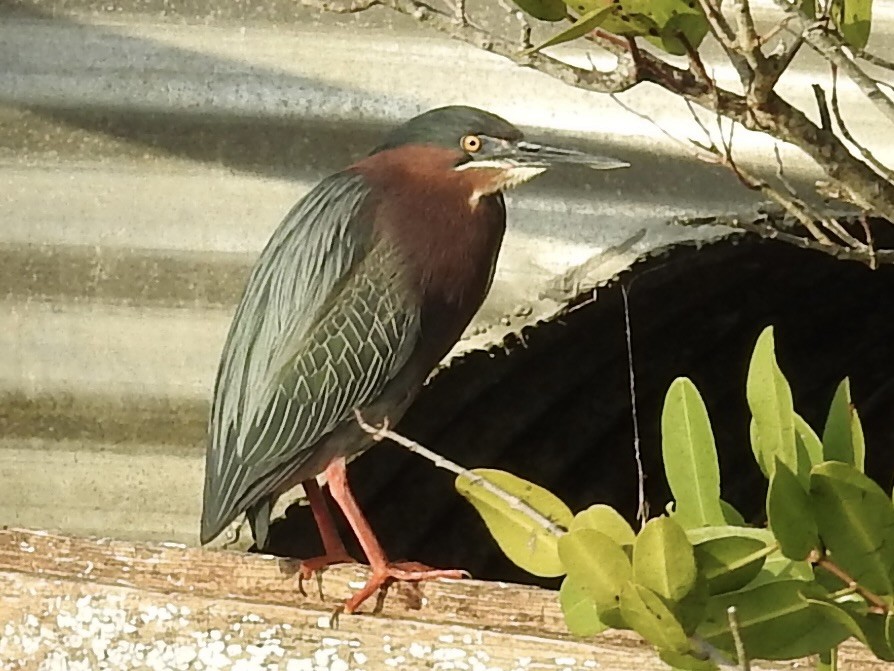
[200,171,419,544]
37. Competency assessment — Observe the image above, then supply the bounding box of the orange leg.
[324,457,467,614]
[298,477,356,580]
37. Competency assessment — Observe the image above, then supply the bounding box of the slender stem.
[727,606,751,671]
[354,411,566,537]
[621,286,647,528]
[813,553,891,614]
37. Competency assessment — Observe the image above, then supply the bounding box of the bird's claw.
[296,552,358,599]
[341,562,469,614]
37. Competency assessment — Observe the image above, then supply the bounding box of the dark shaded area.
[266,231,894,587]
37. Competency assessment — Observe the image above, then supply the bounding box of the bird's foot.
[297,551,358,598]
[341,561,469,614]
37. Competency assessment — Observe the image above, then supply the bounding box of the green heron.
[201,105,628,613]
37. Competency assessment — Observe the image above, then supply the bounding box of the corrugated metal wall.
[2,0,893,575]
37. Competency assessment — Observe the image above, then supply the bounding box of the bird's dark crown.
[372,106,523,155]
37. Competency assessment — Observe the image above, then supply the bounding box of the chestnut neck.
[351,144,507,353]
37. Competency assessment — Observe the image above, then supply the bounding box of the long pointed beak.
[506,140,630,170]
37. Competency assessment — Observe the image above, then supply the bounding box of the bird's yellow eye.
[461,135,482,153]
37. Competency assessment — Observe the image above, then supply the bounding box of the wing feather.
[201,171,420,544]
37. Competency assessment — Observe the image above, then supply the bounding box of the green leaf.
[512,0,567,21]
[676,573,709,635]
[810,599,894,662]
[619,582,692,654]
[808,598,872,647]
[844,610,894,661]
[662,378,725,528]
[566,0,658,38]
[570,504,636,546]
[645,6,710,56]
[810,461,894,595]
[822,378,866,471]
[455,468,571,577]
[559,529,632,611]
[747,326,800,481]
[767,459,820,560]
[699,581,851,659]
[686,525,775,546]
[719,500,746,526]
[749,418,769,479]
[693,535,773,595]
[830,0,873,50]
[560,575,609,637]
[633,517,697,602]
[794,413,824,467]
[800,0,817,19]
[659,649,717,671]
[527,5,614,53]
[750,551,814,587]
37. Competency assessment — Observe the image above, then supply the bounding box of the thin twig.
[829,66,894,186]
[730,0,770,99]
[612,95,719,164]
[695,0,753,83]
[713,116,834,245]
[812,84,833,131]
[727,606,751,671]
[772,145,864,248]
[856,49,894,73]
[453,0,467,26]
[858,213,878,269]
[760,29,804,95]
[688,214,894,264]
[813,553,891,614]
[621,285,646,529]
[354,411,566,537]
[682,34,715,93]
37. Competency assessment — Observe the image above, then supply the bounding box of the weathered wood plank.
[0,528,885,670]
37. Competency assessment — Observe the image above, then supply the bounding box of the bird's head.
[373,105,629,199]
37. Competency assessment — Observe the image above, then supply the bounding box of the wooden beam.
[0,528,885,670]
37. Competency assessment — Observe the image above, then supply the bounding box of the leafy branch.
[306,0,894,266]
[359,325,894,668]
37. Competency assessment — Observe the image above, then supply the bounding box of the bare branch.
[454,0,467,26]
[772,0,894,124]
[309,0,894,224]
[761,20,804,93]
[858,213,878,270]
[856,49,894,73]
[695,0,753,82]
[682,215,894,265]
[305,0,637,93]
[727,606,751,671]
[612,95,719,163]
[309,0,378,11]
[730,0,766,76]
[812,550,892,614]
[772,145,865,249]
[354,411,566,537]
[812,84,832,131]
[829,67,894,186]
[711,116,835,245]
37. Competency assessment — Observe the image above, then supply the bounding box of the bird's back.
[200,171,420,545]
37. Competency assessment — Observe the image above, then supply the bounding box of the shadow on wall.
[2,1,776,210]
